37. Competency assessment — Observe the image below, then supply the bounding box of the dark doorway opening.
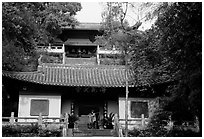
[78,105,99,116]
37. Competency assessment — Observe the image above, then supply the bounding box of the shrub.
[102,113,114,129]
[2,124,39,137]
[41,53,63,64]
[166,126,200,137]
[128,108,200,137]
[38,128,62,137]
[128,127,200,137]
[2,124,62,137]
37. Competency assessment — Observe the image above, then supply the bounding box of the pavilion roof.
[64,38,97,46]
[62,22,101,30]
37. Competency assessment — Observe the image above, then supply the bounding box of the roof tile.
[3,64,133,87]
[3,64,171,87]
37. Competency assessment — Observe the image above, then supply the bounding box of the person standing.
[88,110,96,128]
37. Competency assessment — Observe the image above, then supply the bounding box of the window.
[131,101,149,118]
[30,99,49,116]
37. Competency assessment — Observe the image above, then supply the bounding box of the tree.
[157,2,202,134]
[99,2,202,136]
[97,2,148,136]
[2,2,82,71]
[2,3,40,71]
[131,2,202,136]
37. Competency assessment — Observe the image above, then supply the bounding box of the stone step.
[73,129,113,137]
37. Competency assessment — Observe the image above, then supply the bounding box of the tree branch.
[120,2,128,30]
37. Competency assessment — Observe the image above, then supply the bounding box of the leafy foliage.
[41,52,63,64]
[128,126,200,137]
[96,2,131,51]
[128,99,200,137]
[131,2,202,136]
[102,112,115,129]
[68,114,79,124]
[100,2,202,136]
[2,2,82,71]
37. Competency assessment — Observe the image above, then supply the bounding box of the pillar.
[104,101,107,118]
[71,102,74,115]
[48,43,51,50]
[62,44,65,64]
[10,112,15,125]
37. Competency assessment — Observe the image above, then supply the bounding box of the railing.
[37,45,65,53]
[36,44,126,66]
[122,114,148,131]
[98,49,122,55]
[2,112,70,137]
[113,114,148,137]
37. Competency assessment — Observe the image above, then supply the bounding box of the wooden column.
[104,101,108,118]
[71,102,74,115]
[97,45,100,65]
[62,44,65,64]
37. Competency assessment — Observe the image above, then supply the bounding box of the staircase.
[73,129,113,137]
[73,115,113,137]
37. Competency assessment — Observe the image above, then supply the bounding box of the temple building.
[2,23,169,130]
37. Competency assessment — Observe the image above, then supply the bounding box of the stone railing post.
[9,112,15,125]
[141,114,145,127]
[38,113,43,126]
[113,113,123,137]
[113,113,119,136]
[62,113,68,137]
[48,43,51,50]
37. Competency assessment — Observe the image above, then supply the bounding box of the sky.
[75,2,103,23]
[75,2,156,31]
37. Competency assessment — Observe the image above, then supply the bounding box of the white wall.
[119,97,153,120]
[18,94,61,121]
[118,97,157,129]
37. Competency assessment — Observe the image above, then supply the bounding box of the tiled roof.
[2,64,135,87]
[64,38,97,46]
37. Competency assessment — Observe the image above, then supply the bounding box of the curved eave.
[2,65,135,88]
[2,64,172,88]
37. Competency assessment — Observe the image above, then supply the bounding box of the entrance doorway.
[78,105,99,116]
[78,103,101,129]
[76,99,103,125]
